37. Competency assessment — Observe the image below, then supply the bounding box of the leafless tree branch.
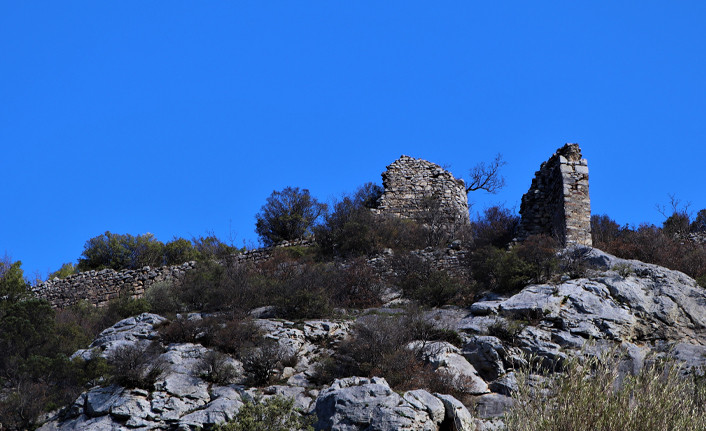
[466,154,506,194]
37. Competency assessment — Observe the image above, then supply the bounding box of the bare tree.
[466,154,506,194]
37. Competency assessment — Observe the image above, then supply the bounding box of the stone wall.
[375,155,470,227]
[32,261,197,309]
[517,143,592,246]
[32,239,317,309]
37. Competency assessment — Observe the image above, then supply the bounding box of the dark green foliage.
[315,183,428,257]
[214,396,314,431]
[394,253,474,307]
[0,259,29,303]
[487,319,525,346]
[470,234,558,294]
[692,209,706,232]
[76,232,216,272]
[0,261,115,429]
[255,186,327,246]
[471,205,520,248]
[663,211,691,236]
[77,231,165,271]
[192,235,239,260]
[164,237,199,265]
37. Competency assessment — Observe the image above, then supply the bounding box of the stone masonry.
[375,155,470,227]
[31,262,197,309]
[517,143,592,246]
[32,239,316,309]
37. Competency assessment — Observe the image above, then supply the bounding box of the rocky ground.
[38,247,706,430]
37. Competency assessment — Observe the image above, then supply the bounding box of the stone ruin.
[34,150,596,309]
[375,155,470,228]
[517,143,592,246]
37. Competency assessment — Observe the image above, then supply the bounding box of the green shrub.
[192,235,239,261]
[315,183,428,258]
[255,186,327,246]
[470,234,558,294]
[48,262,77,279]
[399,265,474,307]
[471,205,520,248]
[0,259,29,303]
[164,237,200,265]
[77,231,166,271]
[506,354,706,431]
[486,319,525,346]
[144,281,181,315]
[214,396,314,431]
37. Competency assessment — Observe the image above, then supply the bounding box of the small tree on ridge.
[255,187,326,246]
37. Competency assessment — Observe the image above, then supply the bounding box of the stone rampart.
[32,239,317,309]
[517,143,592,246]
[31,261,197,309]
[375,155,470,228]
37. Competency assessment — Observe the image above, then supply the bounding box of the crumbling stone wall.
[517,143,592,246]
[375,155,470,227]
[32,239,316,309]
[32,261,197,309]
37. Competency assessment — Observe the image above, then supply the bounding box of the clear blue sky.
[2,2,706,280]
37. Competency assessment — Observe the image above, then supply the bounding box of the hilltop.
[3,144,706,430]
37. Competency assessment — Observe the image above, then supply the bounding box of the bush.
[592,218,706,282]
[77,231,166,271]
[471,205,520,248]
[164,237,200,265]
[214,396,314,431]
[241,341,294,387]
[505,354,706,431]
[0,259,29,303]
[255,186,327,246]
[48,262,77,279]
[192,235,239,261]
[315,312,465,391]
[107,342,164,389]
[315,183,428,257]
[196,350,238,385]
[394,253,474,307]
[469,234,558,294]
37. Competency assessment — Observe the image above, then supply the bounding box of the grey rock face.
[73,313,167,360]
[313,377,474,431]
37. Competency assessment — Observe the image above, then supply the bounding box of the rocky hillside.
[37,247,706,431]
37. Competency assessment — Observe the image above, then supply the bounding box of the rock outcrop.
[38,247,706,430]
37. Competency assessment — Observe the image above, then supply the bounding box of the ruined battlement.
[517,143,592,246]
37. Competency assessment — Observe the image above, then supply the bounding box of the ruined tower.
[517,144,592,246]
[375,155,470,227]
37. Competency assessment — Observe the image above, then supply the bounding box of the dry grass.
[505,353,706,431]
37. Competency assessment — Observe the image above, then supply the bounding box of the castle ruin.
[517,143,592,246]
[375,155,470,228]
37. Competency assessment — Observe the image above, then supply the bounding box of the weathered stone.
[375,155,469,230]
[517,143,592,246]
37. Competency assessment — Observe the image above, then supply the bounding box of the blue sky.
[2,2,706,280]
